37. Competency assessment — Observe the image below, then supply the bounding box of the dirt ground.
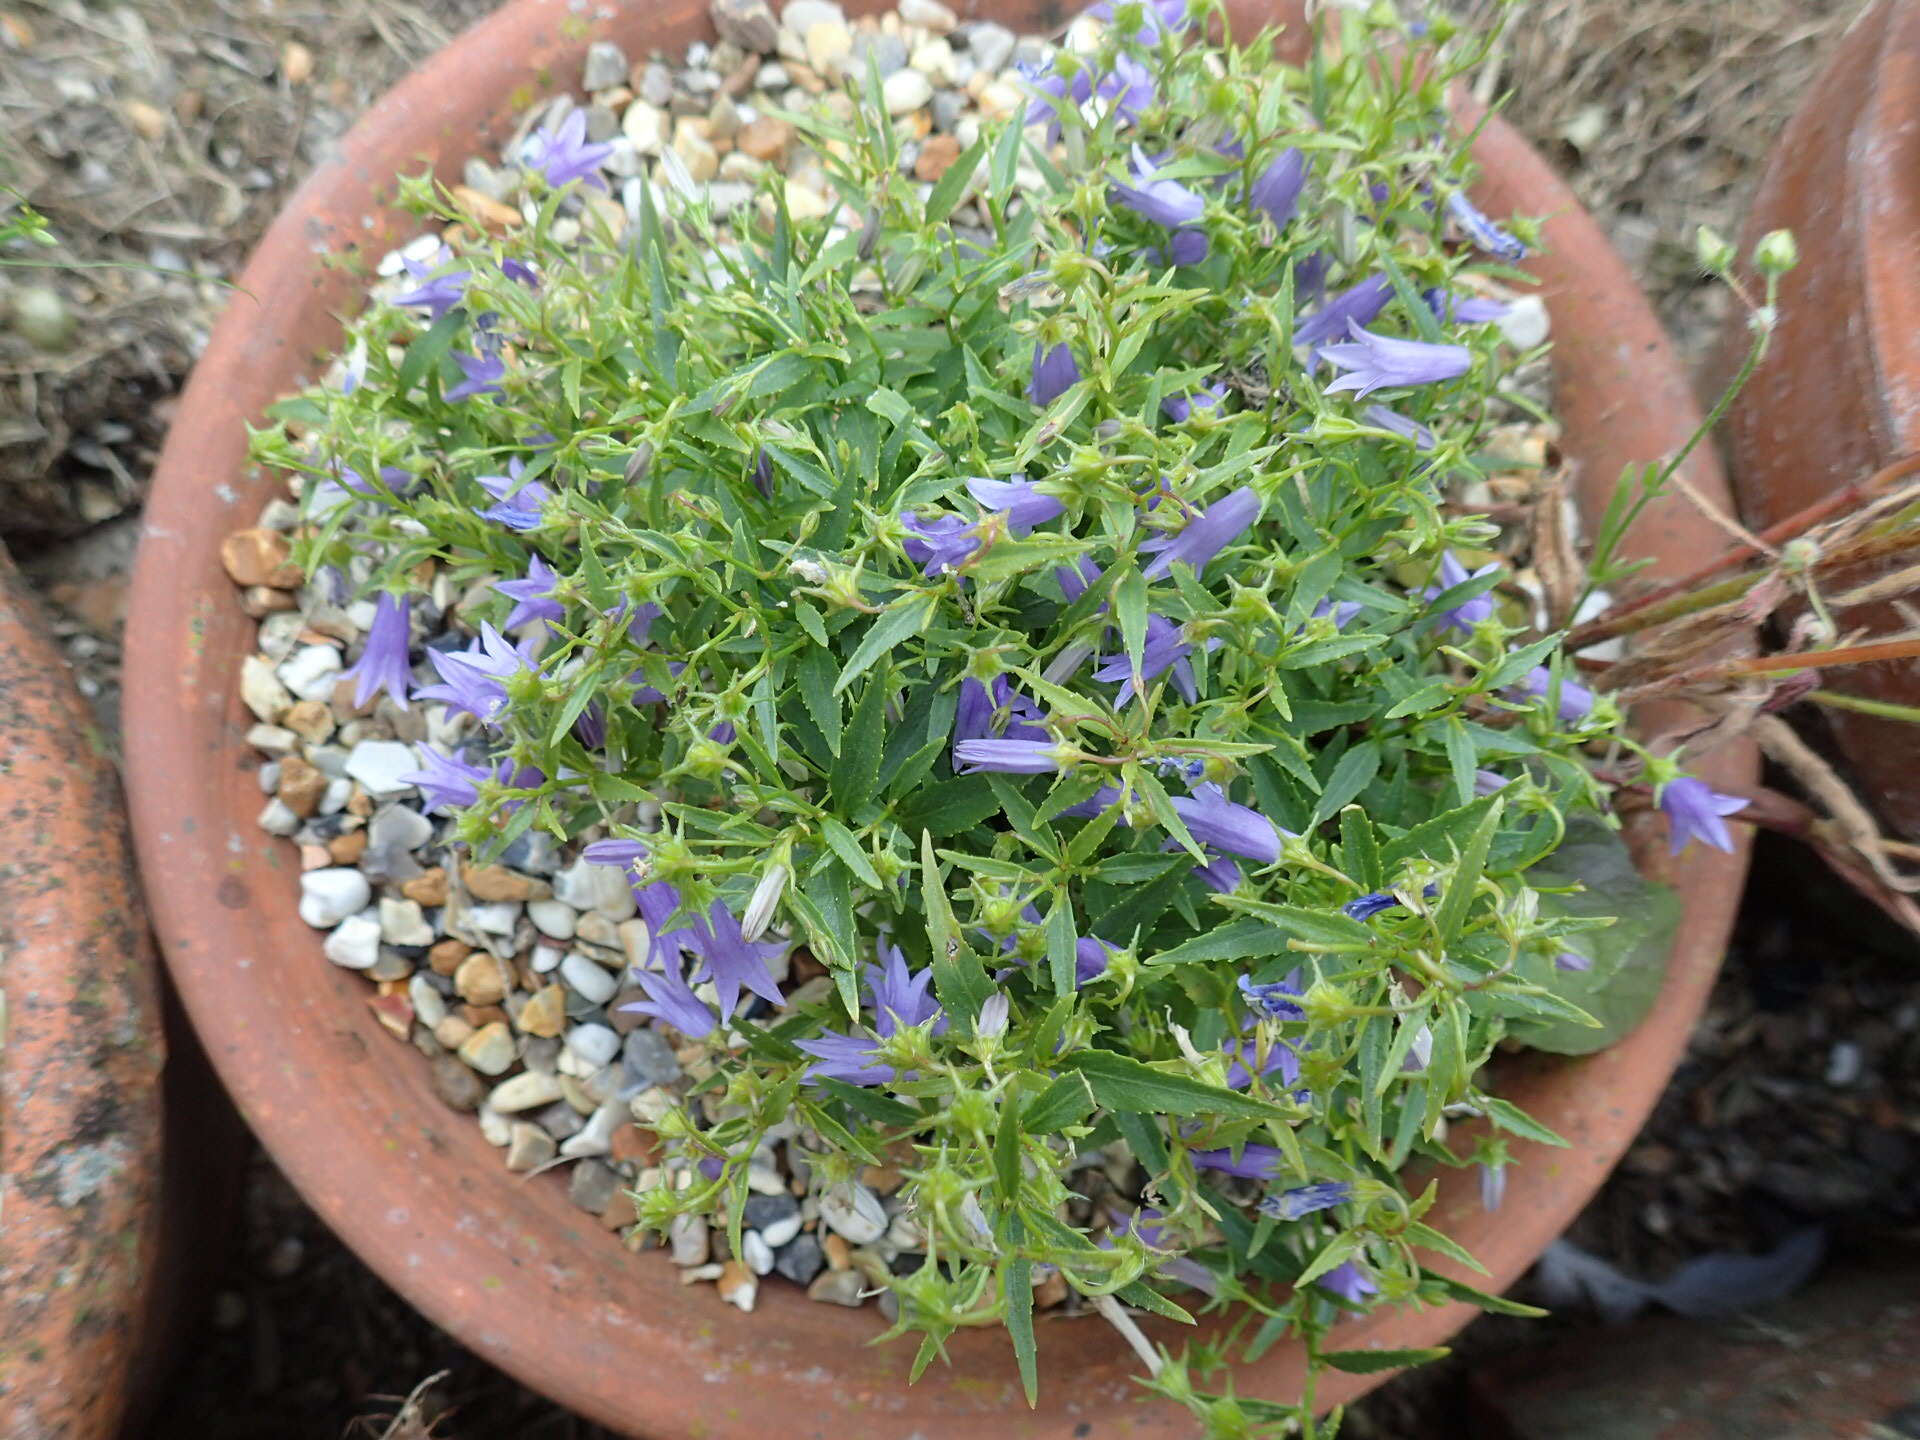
[5,0,1912,1435]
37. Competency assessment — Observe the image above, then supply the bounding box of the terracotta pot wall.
[123,2,1755,1433]
[1717,0,1920,837]
[0,545,167,1440]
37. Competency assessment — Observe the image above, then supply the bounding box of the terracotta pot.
[123,2,1756,1432]
[1715,0,1920,838]
[0,544,166,1439]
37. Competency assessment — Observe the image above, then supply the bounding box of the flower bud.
[741,862,788,941]
[1753,229,1799,276]
[1693,226,1736,274]
[624,441,655,485]
[975,991,1010,1039]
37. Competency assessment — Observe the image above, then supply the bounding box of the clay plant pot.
[1715,0,1920,839]
[123,2,1756,1432]
[0,544,166,1439]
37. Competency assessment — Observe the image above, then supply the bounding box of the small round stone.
[561,951,619,1006]
[299,867,371,928]
[528,898,578,940]
[820,1182,888,1244]
[322,915,381,970]
[457,1021,518,1076]
[883,68,932,115]
[489,1071,566,1112]
[429,1054,486,1111]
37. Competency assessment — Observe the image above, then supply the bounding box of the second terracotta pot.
[123,1,1755,1434]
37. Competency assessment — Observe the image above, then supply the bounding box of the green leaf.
[1480,1095,1569,1148]
[1114,568,1149,699]
[1023,1072,1097,1133]
[921,830,994,1028]
[796,647,842,755]
[1213,896,1376,949]
[1432,797,1502,946]
[1004,1259,1039,1408]
[1339,806,1382,891]
[1443,716,1478,808]
[1322,1347,1451,1376]
[398,308,464,393]
[1430,1274,1548,1318]
[890,775,1004,836]
[816,1075,922,1127]
[835,594,934,694]
[1380,793,1498,870]
[1148,917,1295,966]
[993,1092,1025,1201]
[1066,1050,1286,1120]
[926,133,988,225]
[1294,1230,1360,1287]
[1046,890,1077,995]
[1132,764,1206,863]
[818,816,884,890]
[1115,1281,1195,1325]
[1313,740,1381,826]
[830,667,891,816]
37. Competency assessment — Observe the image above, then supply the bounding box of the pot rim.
[122,2,1755,1433]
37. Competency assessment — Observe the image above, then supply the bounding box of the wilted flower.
[496,554,565,631]
[1029,341,1080,406]
[1141,485,1261,580]
[523,108,614,189]
[341,593,413,710]
[740,863,789,942]
[1322,321,1471,399]
[1658,775,1750,856]
[1446,189,1527,262]
[976,990,1010,1038]
[1257,1181,1352,1221]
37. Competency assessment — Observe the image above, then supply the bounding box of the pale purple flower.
[1191,850,1241,893]
[1141,485,1261,581]
[1257,1181,1352,1221]
[1322,321,1471,399]
[1189,1143,1284,1181]
[1144,226,1209,267]
[1091,613,1196,706]
[1029,341,1080,406]
[414,622,533,725]
[1446,190,1527,262]
[686,901,787,1021]
[1162,381,1228,423]
[1294,273,1393,352]
[952,738,1068,774]
[444,350,506,402]
[1022,54,1155,141]
[1474,769,1510,795]
[1555,950,1592,972]
[1238,972,1303,1020]
[393,258,470,320]
[1659,775,1750,856]
[902,511,982,576]
[1425,287,1511,325]
[341,340,368,395]
[1309,598,1364,629]
[1480,1160,1508,1212]
[341,593,413,710]
[967,476,1064,533]
[524,108,614,190]
[633,879,697,967]
[1249,148,1307,229]
[1089,0,1188,43]
[620,954,717,1038]
[794,1030,895,1085]
[1319,1261,1378,1305]
[1112,144,1205,229]
[1076,937,1116,984]
[1224,1032,1299,1091]
[1057,555,1103,603]
[583,838,648,871]
[1343,890,1402,921]
[397,747,489,812]
[1063,784,1125,820]
[1107,1206,1219,1295]
[1512,665,1596,724]
[476,459,552,532]
[953,676,1047,770]
[500,257,540,287]
[797,945,946,1086]
[495,555,564,631]
[1426,552,1501,633]
[1169,782,1279,864]
[1362,404,1436,450]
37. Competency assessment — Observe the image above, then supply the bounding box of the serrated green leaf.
[835,594,934,694]
[818,816,883,889]
[1322,1347,1451,1375]
[1004,1259,1039,1407]
[1148,917,1295,966]
[796,647,842,755]
[830,667,890,816]
[1067,1050,1286,1120]
[1432,797,1502,945]
[1023,1072,1097,1133]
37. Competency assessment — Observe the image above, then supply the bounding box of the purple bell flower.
[1512,665,1596,724]
[1224,1032,1299,1091]
[341,593,413,711]
[901,511,983,576]
[1076,937,1117,985]
[1322,321,1471,399]
[1112,145,1206,229]
[1249,148,1307,229]
[1168,781,1280,864]
[1162,381,1228,423]
[1659,775,1750,856]
[392,258,471,320]
[1294,273,1394,352]
[582,838,648,871]
[952,676,1048,771]
[1141,485,1261,580]
[1238,972,1303,1020]
[476,459,553,532]
[397,747,489,813]
[444,350,506,402]
[1445,190,1528,262]
[952,738,1069,775]
[796,945,947,1086]
[1257,1181,1352,1221]
[1319,1261,1379,1305]
[1427,551,1501,634]
[1343,890,1402,921]
[1424,287,1511,325]
[523,108,614,190]
[1088,0,1189,43]
[1190,1143,1285,1181]
[1191,849,1242,893]
[500,257,540,288]
[619,953,717,1039]
[1309,598,1365,630]
[1029,341,1080,406]
[685,901,787,1021]
[495,554,565,631]
[1057,555,1103,603]
[1362,404,1437,450]
[966,476,1064,533]
[1091,613,1196,706]
[1555,950,1593,972]
[414,622,534,726]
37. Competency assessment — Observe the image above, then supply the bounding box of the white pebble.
[566,1022,621,1070]
[465,901,521,937]
[300,868,371,927]
[1496,294,1550,350]
[528,898,579,940]
[1826,1041,1863,1087]
[899,0,957,32]
[532,943,565,974]
[277,644,343,703]
[322,915,382,970]
[240,655,292,722]
[560,1100,624,1158]
[741,1230,775,1275]
[882,68,932,115]
[819,1182,887,1244]
[256,760,281,794]
[408,974,448,1028]
[368,804,433,852]
[379,896,435,947]
[476,1103,512,1146]
[489,1071,566,1112]
[561,951,619,1005]
[759,1212,803,1247]
[257,797,300,837]
[344,740,420,798]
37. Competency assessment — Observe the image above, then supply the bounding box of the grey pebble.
[538,1100,585,1141]
[964,21,1015,74]
[776,1231,826,1286]
[429,1054,485,1112]
[622,1028,683,1090]
[507,1121,558,1172]
[582,40,629,92]
[569,1159,623,1215]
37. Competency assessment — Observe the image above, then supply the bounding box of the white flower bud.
[789,557,830,585]
[740,863,788,941]
[975,991,1009,1039]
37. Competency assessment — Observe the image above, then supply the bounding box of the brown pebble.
[860,1163,905,1195]
[464,864,549,902]
[1034,1269,1070,1309]
[282,699,334,744]
[601,1189,639,1231]
[326,830,367,865]
[433,1014,475,1050]
[454,952,510,1007]
[124,99,167,141]
[402,867,448,907]
[220,527,300,588]
[608,986,648,1033]
[345,787,373,818]
[277,754,327,818]
[824,1232,852,1270]
[298,844,330,871]
[611,1122,661,1168]
[460,1004,508,1029]
[737,115,793,163]
[366,991,413,1041]
[429,937,471,975]
[516,983,567,1039]
[452,184,522,231]
[281,40,313,84]
[914,133,962,182]
[238,585,297,618]
[717,1260,757,1311]
[429,1053,486,1111]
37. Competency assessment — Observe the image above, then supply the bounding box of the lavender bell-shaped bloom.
[1512,665,1596,724]
[1108,1206,1220,1296]
[1029,341,1080,406]
[1191,849,1242,893]
[1141,485,1261,580]
[1362,404,1437,450]
[1162,381,1228,423]
[476,459,552,532]
[966,476,1064,534]
[1426,551,1501,634]
[1112,145,1206,229]
[1089,0,1188,43]
[392,259,471,320]
[524,108,614,190]
[1224,1032,1299,1090]
[445,350,506,402]
[1659,775,1750,856]
[1474,769,1511,796]
[1057,555,1103,603]
[1322,320,1471,399]
[953,738,1069,775]
[902,511,982,576]
[1189,1143,1285,1181]
[500,257,540,287]
[341,593,413,710]
[414,622,532,726]
[397,747,490,812]
[1092,613,1196,706]
[1238,972,1303,1020]
[797,946,946,1086]
[1294,273,1394,352]
[686,902,787,1021]
[1424,287,1511,325]
[1169,782,1280,864]
[1309,598,1365,630]
[1094,53,1155,124]
[495,554,565,631]
[582,838,648,871]
[1555,950,1593,972]
[1445,190,1528,262]
[619,954,717,1039]
[1257,1181,1353,1221]
[1319,1261,1379,1305]
[1249,148,1307,229]
[952,676,1047,770]
[1344,890,1403,921]
[1076,937,1117,985]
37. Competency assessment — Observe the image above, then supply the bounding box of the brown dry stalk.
[1750,716,1920,899]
